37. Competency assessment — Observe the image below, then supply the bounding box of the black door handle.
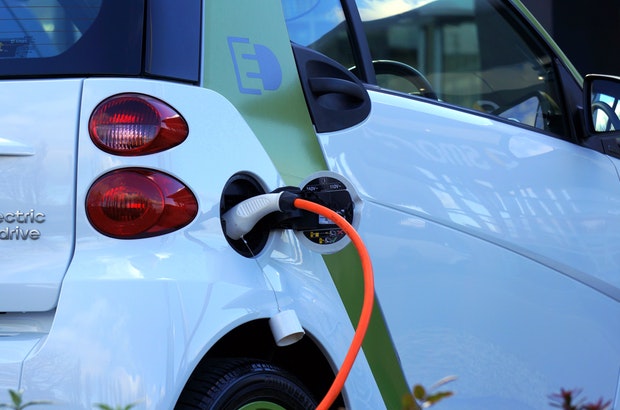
[292,42,370,132]
[308,77,366,101]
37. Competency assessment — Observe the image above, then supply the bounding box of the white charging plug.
[221,192,288,240]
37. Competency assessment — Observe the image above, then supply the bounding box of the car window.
[0,0,144,77]
[0,0,101,59]
[283,0,568,138]
[282,0,355,70]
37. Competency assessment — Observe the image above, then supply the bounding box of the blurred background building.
[521,0,620,76]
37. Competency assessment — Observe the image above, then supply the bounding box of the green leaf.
[8,390,21,407]
[425,391,454,405]
[94,403,137,410]
[413,384,427,401]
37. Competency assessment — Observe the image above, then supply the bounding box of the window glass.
[282,0,356,70]
[0,0,101,59]
[0,0,144,77]
[590,78,620,132]
[355,0,566,136]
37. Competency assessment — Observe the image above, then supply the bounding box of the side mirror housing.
[583,74,620,133]
[583,74,620,157]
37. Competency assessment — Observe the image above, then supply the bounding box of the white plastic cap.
[269,309,305,346]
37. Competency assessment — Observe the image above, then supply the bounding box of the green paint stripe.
[202,0,324,186]
[203,1,413,407]
[324,247,412,410]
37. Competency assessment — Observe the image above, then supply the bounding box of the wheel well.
[184,318,343,407]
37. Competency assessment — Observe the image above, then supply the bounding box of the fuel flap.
[0,80,80,312]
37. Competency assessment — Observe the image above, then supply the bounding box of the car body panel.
[1,78,384,408]
[0,80,80,312]
[359,200,620,409]
[316,87,620,407]
[321,90,620,290]
[1,0,619,408]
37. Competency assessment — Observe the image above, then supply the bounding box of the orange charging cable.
[292,198,375,410]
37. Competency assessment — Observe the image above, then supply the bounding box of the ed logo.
[227,36,282,95]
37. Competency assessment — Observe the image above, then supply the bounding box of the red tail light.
[86,168,198,239]
[89,93,189,155]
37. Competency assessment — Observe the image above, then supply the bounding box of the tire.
[175,358,318,410]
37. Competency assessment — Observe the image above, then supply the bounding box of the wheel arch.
[175,318,343,408]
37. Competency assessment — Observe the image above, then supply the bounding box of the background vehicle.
[1,0,619,409]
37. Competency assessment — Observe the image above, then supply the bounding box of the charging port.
[220,171,361,256]
[220,173,270,257]
[297,176,354,246]
[293,172,362,254]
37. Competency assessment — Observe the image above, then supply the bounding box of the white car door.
[284,0,620,408]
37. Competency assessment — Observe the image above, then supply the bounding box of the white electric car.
[1,0,619,409]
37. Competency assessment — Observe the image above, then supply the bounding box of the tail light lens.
[86,168,198,239]
[89,93,189,155]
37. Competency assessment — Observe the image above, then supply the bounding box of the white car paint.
[319,89,620,409]
[0,78,385,409]
[0,80,80,312]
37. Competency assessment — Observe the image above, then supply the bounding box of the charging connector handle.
[222,192,298,240]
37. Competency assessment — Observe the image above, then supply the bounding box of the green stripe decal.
[202,0,323,186]
[203,1,411,408]
[325,247,412,410]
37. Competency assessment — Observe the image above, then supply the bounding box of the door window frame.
[336,0,577,143]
